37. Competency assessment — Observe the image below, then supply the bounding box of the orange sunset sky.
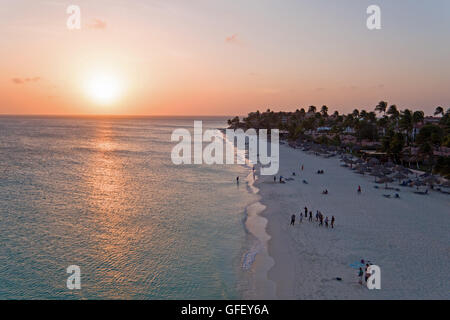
[1,0,449,116]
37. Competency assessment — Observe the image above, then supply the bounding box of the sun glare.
[84,72,122,105]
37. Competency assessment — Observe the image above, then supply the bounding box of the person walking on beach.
[236,176,239,184]
[325,217,329,228]
[301,165,304,171]
[358,185,361,193]
[358,267,364,285]
[309,211,312,221]
[331,216,335,228]
[304,206,308,216]
[274,176,276,183]
[315,211,319,222]
[290,214,296,226]
[299,213,303,223]
[319,215,323,226]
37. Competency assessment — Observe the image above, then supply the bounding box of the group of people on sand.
[358,260,374,286]
[290,206,335,229]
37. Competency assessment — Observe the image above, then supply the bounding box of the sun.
[84,72,122,105]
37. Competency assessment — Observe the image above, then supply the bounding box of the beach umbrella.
[370,170,385,182]
[368,158,380,166]
[439,181,450,189]
[385,161,395,168]
[356,168,367,175]
[402,168,414,175]
[411,179,425,187]
[380,176,394,183]
[392,172,407,182]
[370,170,384,177]
[422,175,440,186]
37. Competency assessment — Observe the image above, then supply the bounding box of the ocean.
[0,116,259,299]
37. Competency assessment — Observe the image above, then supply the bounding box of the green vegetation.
[228,102,450,177]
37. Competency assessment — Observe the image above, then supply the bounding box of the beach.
[252,144,450,299]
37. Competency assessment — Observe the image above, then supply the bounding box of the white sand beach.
[251,144,450,299]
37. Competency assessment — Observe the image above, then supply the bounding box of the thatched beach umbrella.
[392,172,407,182]
[368,158,380,166]
[385,161,395,168]
[377,176,394,188]
[402,168,414,175]
[371,170,385,182]
[422,175,440,186]
[356,168,368,175]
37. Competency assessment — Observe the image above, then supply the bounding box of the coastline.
[254,144,450,299]
[241,172,277,299]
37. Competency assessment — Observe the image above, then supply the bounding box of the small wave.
[242,241,263,270]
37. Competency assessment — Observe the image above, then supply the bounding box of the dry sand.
[252,144,449,299]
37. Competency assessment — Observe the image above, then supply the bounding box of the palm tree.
[367,111,377,123]
[360,109,368,120]
[434,106,444,117]
[375,101,387,115]
[321,105,328,117]
[377,116,389,136]
[352,109,360,118]
[399,109,413,144]
[413,110,424,125]
[308,105,316,113]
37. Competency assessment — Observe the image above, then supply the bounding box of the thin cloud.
[88,19,107,30]
[11,77,41,84]
[225,34,242,45]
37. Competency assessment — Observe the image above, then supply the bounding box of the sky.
[0,0,449,116]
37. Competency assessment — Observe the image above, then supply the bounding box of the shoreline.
[241,172,277,299]
[253,144,450,299]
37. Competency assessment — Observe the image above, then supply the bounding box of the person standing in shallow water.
[290,214,296,226]
[236,176,239,184]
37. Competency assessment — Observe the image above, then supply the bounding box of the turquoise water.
[0,116,257,299]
